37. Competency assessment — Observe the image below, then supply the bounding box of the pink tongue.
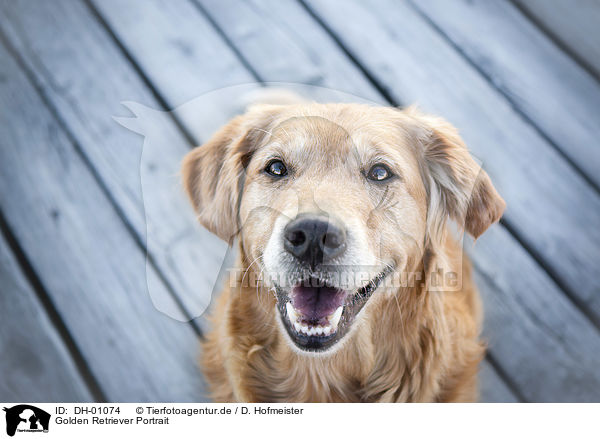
[291,284,347,323]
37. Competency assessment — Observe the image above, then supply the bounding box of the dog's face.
[183,103,504,354]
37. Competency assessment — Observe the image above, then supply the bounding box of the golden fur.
[182,102,505,402]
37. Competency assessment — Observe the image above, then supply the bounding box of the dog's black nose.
[283,215,346,268]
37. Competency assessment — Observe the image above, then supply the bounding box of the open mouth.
[275,265,394,352]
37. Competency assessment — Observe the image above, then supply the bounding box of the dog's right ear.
[181,106,279,243]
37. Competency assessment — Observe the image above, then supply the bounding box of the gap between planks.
[0,207,106,402]
[0,12,204,339]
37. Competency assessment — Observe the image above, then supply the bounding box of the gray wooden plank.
[304,0,600,322]
[412,0,600,189]
[471,226,600,401]
[90,0,600,400]
[91,0,385,138]
[92,0,384,107]
[193,0,600,401]
[0,39,208,402]
[193,0,384,103]
[0,0,233,321]
[94,0,255,107]
[514,0,600,79]
[479,361,519,403]
[0,233,93,402]
[89,0,260,143]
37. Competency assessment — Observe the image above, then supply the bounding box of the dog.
[182,99,505,402]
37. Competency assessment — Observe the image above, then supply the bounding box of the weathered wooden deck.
[1,0,599,402]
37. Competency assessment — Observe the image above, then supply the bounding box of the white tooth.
[294,321,302,332]
[315,327,323,335]
[301,325,309,334]
[308,327,315,336]
[323,326,331,336]
[329,306,343,329]
[286,302,298,322]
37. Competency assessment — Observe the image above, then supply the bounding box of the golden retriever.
[182,100,505,402]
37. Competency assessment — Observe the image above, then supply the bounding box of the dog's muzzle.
[273,214,393,352]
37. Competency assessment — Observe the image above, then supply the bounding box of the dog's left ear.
[408,110,506,240]
[181,105,279,242]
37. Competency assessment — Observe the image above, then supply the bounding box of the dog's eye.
[367,164,393,181]
[265,160,287,177]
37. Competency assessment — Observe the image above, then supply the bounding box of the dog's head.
[183,103,504,354]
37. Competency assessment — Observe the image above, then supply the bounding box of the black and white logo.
[3,405,50,437]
